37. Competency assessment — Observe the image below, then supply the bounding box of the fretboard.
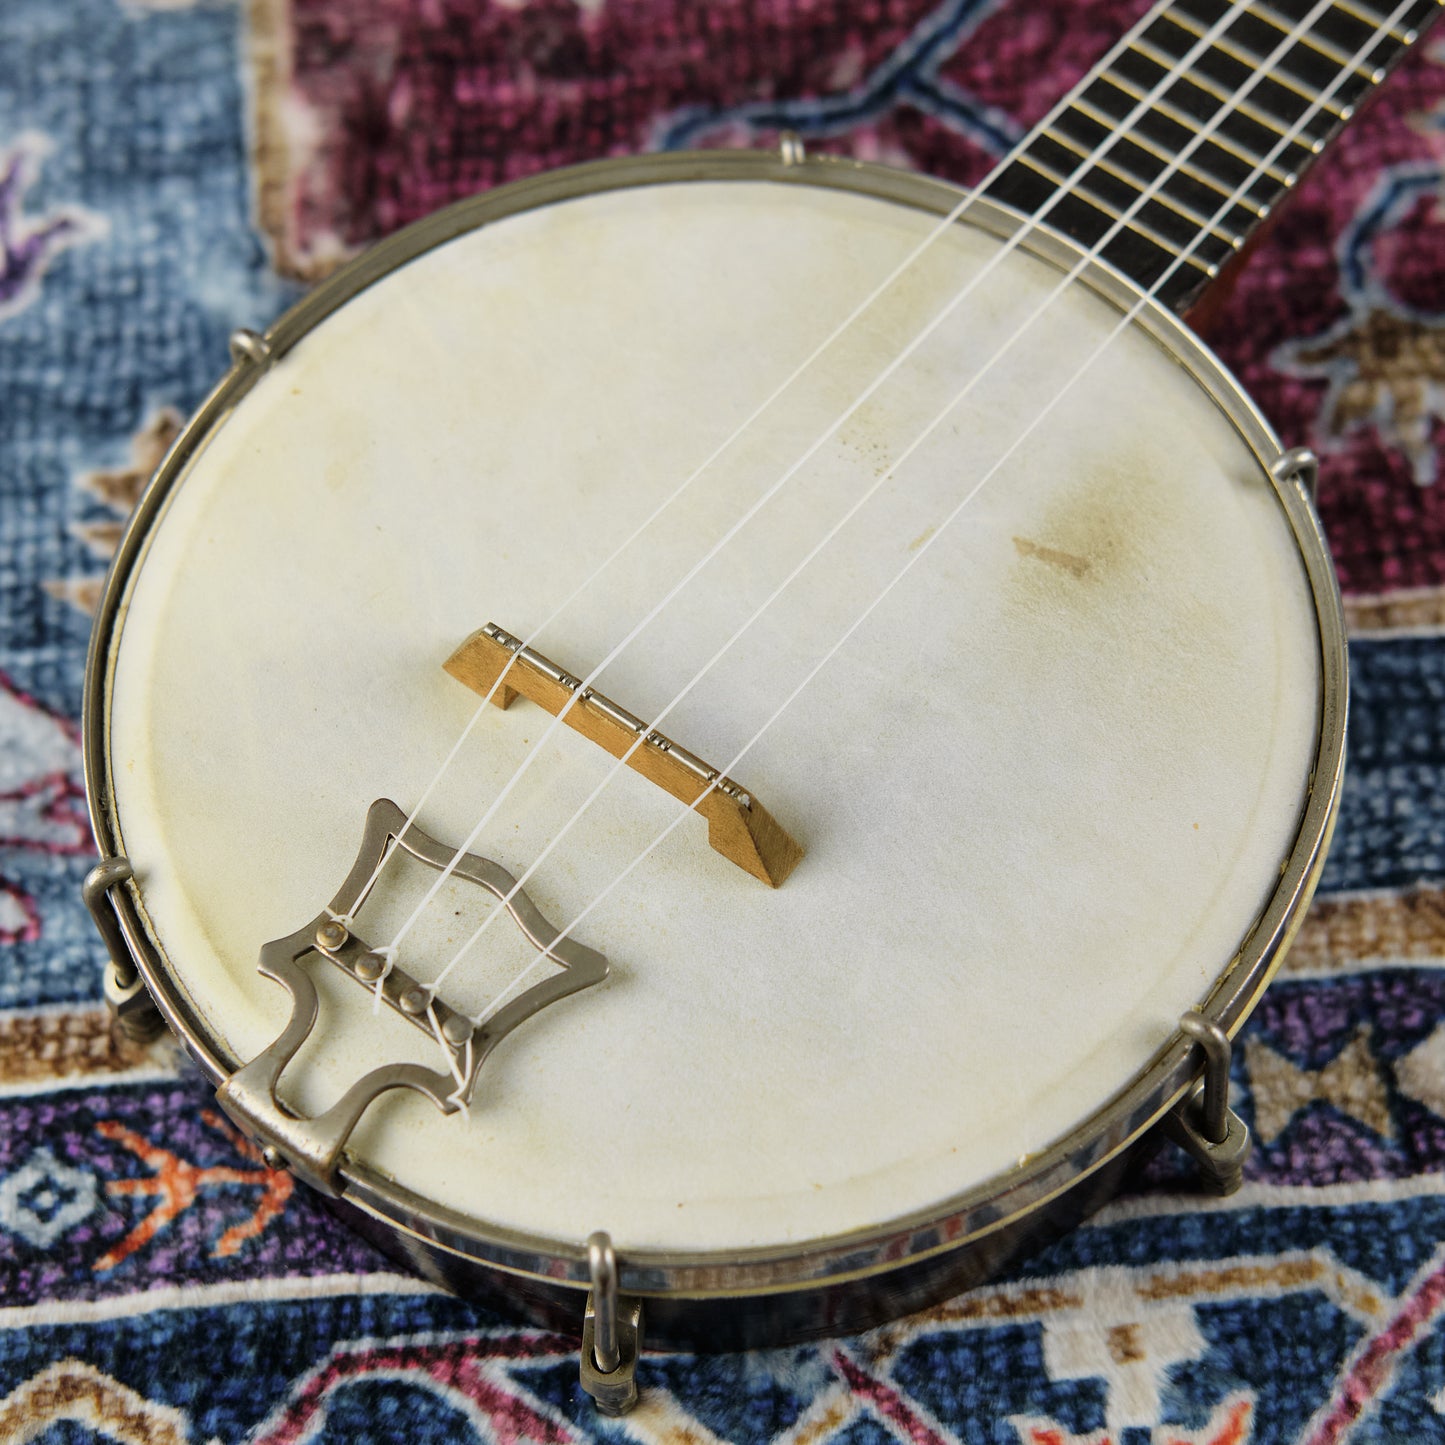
[984,0,1443,313]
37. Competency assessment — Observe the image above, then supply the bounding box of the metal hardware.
[1131,37,1336,140]
[1097,70,1296,190]
[84,857,164,1042]
[579,1231,642,1415]
[1165,1011,1251,1195]
[1013,154,1219,283]
[84,857,136,982]
[1331,0,1414,47]
[588,1231,621,1372]
[228,328,273,367]
[445,623,805,887]
[353,950,386,982]
[778,130,806,166]
[1065,95,1262,214]
[315,919,348,951]
[1272,446,1319,505]
[1038,123,1244,248]
[1249,1,1388,83]
[81,149,1349,1337]
[214,798,608,1196]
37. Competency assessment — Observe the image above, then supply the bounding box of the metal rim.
[82,146,1348,1301]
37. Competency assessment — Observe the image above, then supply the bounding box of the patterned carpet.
[3,0,1445,1440]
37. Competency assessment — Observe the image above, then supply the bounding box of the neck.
[984,0,1441,313]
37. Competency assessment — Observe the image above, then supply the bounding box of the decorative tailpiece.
[215,798,608,1196]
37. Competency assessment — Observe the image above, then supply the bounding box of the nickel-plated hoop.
[83,147,1346,1352]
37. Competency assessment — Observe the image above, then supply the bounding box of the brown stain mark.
[996,443,1187,649]
[0,1359,190,1445]
[990,442,1237,761]
[0,1008,154,1085]
[1007,499,1118,612]
[1013,535,1092,579]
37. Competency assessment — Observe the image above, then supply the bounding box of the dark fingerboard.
[984,0,1444,313]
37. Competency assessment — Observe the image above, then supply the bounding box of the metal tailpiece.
[778,130,807,166]
[84,857,163,1042]
[579,1231,643,1415]
[214,799,608,1197]
[1271,446,1319,505]
[1164,1010,1250,1195]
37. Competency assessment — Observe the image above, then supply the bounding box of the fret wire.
[1013,152,1219,277]
[1067,94,1265,213]
[1001,0,1436,310]
[1039,122,1244,243]
[1131,37,1326,153]
[1329,0,1416,42]
[1161,7,1353,112]
[1249,0,1390,76]
[1153,13,1351,119]
[1254,0,1383,52]
[1095,72,1296,188]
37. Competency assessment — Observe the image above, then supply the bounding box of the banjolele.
[82,0,1441,1414]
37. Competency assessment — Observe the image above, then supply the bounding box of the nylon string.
[415,0,1355,1038]
[369,0,1261,1000]
[465,0,1407,1068]
[338,0,1198,953]
[343,0,1391,1076]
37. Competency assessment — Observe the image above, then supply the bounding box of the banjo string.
[463,2,1402,1033]
[375,0,1263,978]
[417,0,1361,1022]
[332,0,1182,943]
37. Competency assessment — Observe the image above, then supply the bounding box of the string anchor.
[778,130,807,166]
[579,1230,643,1415]
[228,328,274,369]
[446,623,805,887]
[1270,446,1319,505]
[1164,1010,1250,1195]
[214,799,608,1196]
[85,856,164,1042]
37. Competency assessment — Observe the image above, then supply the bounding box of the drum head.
[91,155,1341,1288]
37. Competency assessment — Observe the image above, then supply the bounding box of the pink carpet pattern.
[3,0,1445,1440]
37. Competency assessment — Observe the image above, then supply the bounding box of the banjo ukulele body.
[81,0,1431,1380]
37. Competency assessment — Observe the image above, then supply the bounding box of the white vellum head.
[108,178,1320,1254]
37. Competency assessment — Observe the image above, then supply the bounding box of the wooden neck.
[984,0,1440,313]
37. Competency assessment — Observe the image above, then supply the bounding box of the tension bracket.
[579,1230,643,1415]
[1164,1010,1251,1195]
